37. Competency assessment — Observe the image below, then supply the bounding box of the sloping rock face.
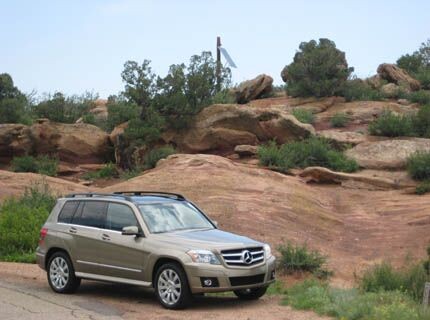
[316,130,370,147]
[0,124,33,162]
[103,153,430,280]
[164,104,314,153]
[345,138,430,169]
[0,170,93,201]
[234,74,273,104]
[377,63,420,91]
[0,120,111,164]
[300,166,415,190]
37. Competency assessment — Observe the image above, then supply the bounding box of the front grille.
[221,247,264,267]
[229,274,265,286]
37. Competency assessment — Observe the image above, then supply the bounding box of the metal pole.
[424,282,430,308]
[216,36,221,92]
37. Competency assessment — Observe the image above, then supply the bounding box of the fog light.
[200,277,219,287]
[271,270,276,280]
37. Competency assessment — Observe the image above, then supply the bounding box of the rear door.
[95,202,148,280]
[69,200,107,274]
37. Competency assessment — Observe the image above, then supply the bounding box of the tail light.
[39,228,48,245]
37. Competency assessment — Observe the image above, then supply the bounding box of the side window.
[106,203,139,232]
[58,201,79,223]
[73,201,106,228]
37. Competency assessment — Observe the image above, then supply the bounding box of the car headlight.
[264,244,272,258]
[187,250,221,265]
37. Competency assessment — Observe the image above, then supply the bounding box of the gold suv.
[36,191,276,309]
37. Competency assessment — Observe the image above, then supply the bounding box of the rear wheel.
[47,252,80,293]
[234,286,268,300]
[154,263,191,309]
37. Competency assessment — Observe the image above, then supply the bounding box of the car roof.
[64,192,186,204]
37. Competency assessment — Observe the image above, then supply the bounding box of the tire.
[154,262,192,309]
[234,286,268,300]
[47,251,81,294]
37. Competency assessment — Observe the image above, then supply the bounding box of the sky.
[1,0,429,98]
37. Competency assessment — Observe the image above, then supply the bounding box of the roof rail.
[65,193,133,201]
[113,191,186,200]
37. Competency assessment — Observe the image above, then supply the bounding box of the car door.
[69,200,107,275]
[95,201,148,281]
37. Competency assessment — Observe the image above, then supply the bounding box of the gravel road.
[0,262,328,320]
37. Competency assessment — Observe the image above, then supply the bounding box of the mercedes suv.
[36,191,276,309]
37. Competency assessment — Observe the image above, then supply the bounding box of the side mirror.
[122,226,139,236]
[212,220,218,228]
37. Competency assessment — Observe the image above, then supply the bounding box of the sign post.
[216,36,221,92]
[424,282,430,307]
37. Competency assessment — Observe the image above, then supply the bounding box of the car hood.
[151,229,263,252]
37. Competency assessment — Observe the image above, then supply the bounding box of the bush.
[0,184,56,262]
[285,279,430,320]
[407,152,430,180]
[278,242,327,274]
[406,90,430,105]
[359,262,430,301]
[368,110,414,137]
[258,138,358,173]
[283,38,354,97]
[341,79,383,102]
[106,96,140,131]
[33,91,97,123]
[330,113,349,127]
[143,146,176,169]
[0,73,29,124]
[416,180,430,195]
[291,108,315,124]
[11,155,58,176]
[83,163,118,180]
[413,104,430,137]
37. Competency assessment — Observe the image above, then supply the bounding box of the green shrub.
[416,70,430,90]
[413,104,430,138]
[0,73,29,124]
[11,155,58,176]
[83,163,118,180]
[282,38,353,97]
[278,242,327,274]
[106,97,140,131]
[416,180,430,195]
[359,262,430,301]
[143,146,176,169]
[120,168,142,180]
[0,184,56,262]
[368,110,414,137]
[211,89,236,104]
[33,92,97,123]
[407,152,430,180]
[406,90,430,105]
[285,280,430,320]
[258,138,358,173]
[341,79,383,102]
[291,108,315,124]
[330,113,349,127]
[81,113,96,125]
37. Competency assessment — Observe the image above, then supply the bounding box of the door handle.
[69,227,77,234]
[101,234,111,241]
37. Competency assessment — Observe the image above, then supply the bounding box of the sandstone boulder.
[76,99,108,124]
[166,104,315,153]
[380,83,400,98]
[345,138,430,169]
[234,74,273,104]
[377,63,420,91]
[366,74,384,89]
[0,124,33,162]
[234,144,258,157]
[30,119,111,164]
[316,130,369,148]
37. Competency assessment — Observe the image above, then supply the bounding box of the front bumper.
[185,256,276,293]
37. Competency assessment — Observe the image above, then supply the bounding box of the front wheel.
[234,286,268,300]
[154,263,192,309]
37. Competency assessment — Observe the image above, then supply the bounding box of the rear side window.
[72,201,107,228]
[58,201,79,223]
[106,203,139,232]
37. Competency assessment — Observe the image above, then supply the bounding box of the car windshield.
[138,201,214,233]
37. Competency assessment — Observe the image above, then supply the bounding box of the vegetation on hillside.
[258,138,358,173]
[0,184,56,263]
[11,155,58,176]
[283,38,354,97]
[291,108,315,124]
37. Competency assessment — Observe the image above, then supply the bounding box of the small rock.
[234,145,258,157]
